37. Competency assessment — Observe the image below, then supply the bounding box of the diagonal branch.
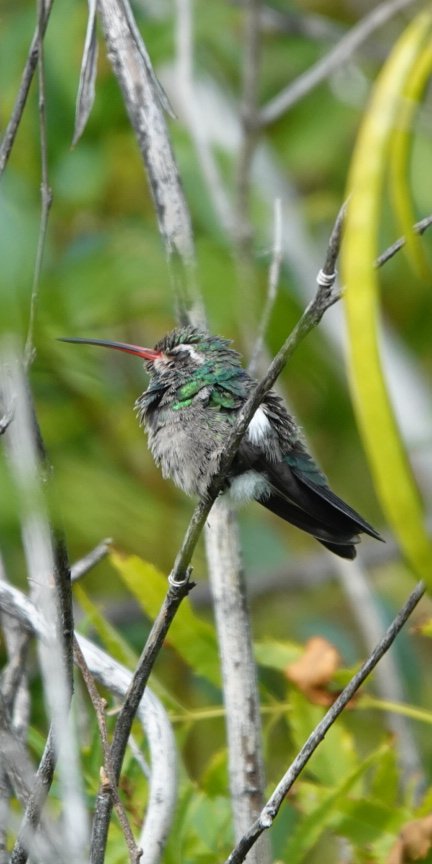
[259,0,422,127]
[0,0,54,176]
[168,255,344,587]
[24,0,53,368]
[224,579,425,864]
[73,638,142,864]
[89,572,193,863]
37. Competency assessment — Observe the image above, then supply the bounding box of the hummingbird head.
[59,326,241,380]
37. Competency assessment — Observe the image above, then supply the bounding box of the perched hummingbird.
[60,326,382,559]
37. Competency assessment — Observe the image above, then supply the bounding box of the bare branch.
[24,0,53,367]
[335,558,424,788]
[168,233,345,587]
[97,0,204,326]
[376,212,432,268]
[10,729,59,864]
[73,638,142,864]
[174,0,235,235]
[235,0,262,257]
[0,581,178,864]
[0,555,30,738]
[80,635,178,864]
[0,0,54,176]
[0,343,86,864]
[205,501,268,862]
[70,538,112,582]
[259,0,421,127]
[89,572,193,863]
[0,403,14,437]
[248,198,283,376]
[224,580,425,864]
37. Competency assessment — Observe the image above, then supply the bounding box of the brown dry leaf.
[387,816,432,863]
[286,636,341,690]
[387,839,403,864]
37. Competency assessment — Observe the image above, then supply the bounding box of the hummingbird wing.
[232,410,382,559]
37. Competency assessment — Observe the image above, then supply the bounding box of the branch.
[174,0,235,236]
[235,0,262,255]
[0,580,178,864]
[9,729,58,864]
[168,204,346,589]
[0,554,30,739]
[89,572,193,863]
[0,344,83,864]
[0,0,54,176]
[73,638,142,864]
[248,197,283,376]
[224,580,426,864]
[80,635,178,864]
[259,0,421,126]
[97,0,205,327]
[335,558,423,786]
[376,212,432,268]
[24,0,53,367]
[70,538,112,582]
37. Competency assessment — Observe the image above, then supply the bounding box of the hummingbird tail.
[258,492,361,558]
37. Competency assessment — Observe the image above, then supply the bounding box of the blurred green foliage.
[2,0,432,861]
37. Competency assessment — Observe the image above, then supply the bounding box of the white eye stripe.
[171,344,205,364]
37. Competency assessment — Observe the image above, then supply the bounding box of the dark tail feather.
[259,493,360,559]
[319,539,357,559]
[292,470,383,542]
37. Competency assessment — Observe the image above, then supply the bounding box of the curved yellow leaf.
[389,37,432,277]
[342,12,432,587]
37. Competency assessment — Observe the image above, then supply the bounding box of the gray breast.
[146,405,230,497]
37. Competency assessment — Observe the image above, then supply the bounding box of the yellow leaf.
[389,37,432,277]
[109,549,221,686]
[342,12,432,588]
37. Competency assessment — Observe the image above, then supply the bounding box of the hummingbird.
[60,326,382,559]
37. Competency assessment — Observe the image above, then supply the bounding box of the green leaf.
[109,549,221,687]
[336,795,405,847]
[254,638,302,671]
[369,745,399,808]
[283,742,391,863]
[342,11,432,588]
[288,690,358,787]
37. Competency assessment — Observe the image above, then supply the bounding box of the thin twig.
[248,198,283,376]
[89,573,193,864]
[174,0,234,236]
[10,728,57,864]
[259,0,421,126]
[24,0,53,367]
[0,581,177,864]
[235,0,262,253]
[1,344,81,864]
[335,557,423,788]
[0,404,14,436]
[73,638,142,864]
[224,580,426,864]
[376,213,432,268]
[71,538,112,582]
[0,0,54,176]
